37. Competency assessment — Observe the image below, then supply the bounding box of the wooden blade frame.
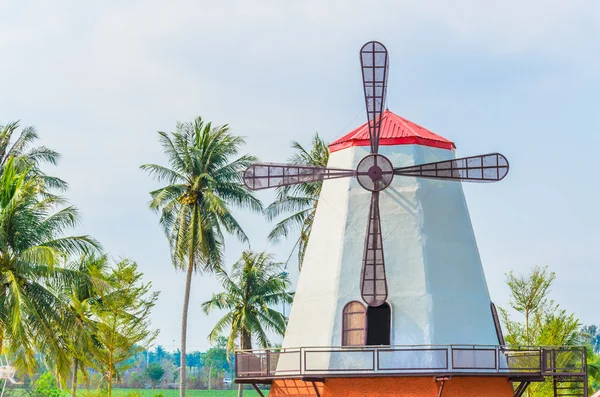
[360,41,389,154]
[394,153,509,182]
[360,191,388,307]
[243,163,355,191]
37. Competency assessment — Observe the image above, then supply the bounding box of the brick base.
[269,376,514,397]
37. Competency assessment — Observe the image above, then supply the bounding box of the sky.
[0,0,598,351]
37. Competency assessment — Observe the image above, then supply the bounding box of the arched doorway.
[366,302,391,345]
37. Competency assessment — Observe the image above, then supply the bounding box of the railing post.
[541,347,546,374]
[266,349,271,377]
[495,346,499,373]
[235,352,239,378]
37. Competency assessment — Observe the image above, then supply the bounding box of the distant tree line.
[111,337,233,390]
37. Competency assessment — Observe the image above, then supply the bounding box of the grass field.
[111,389,266,397]
[5,388,266,397]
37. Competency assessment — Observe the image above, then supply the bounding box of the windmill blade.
[243,163,355,191]
[360,41,389,154]
[361,191,388,307]
[394,153,509,182]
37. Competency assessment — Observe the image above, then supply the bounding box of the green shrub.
[33,373,66,397]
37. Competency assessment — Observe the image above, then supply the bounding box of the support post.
[435,376,450,397]
[514,381,531,397]
[251,383,265,397]
[311,381,322,397]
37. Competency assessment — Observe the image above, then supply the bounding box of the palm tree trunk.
[237,331,253,397]
[71,358,78,397]
[180,259,194,397]
[107,372,112,397]
[207,364,212,390]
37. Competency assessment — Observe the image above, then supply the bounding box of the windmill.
[235,41,587,397]
[243,41,509,308]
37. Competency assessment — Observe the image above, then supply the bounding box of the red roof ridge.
[329,109,455,153]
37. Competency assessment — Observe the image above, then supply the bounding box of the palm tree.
[201,251,293,397]
[58,254,110,397]
[266,133,329,269]
[0,121,66,190]
[141,117,262,397]
[0,158,100,374]
[153,345,167,362]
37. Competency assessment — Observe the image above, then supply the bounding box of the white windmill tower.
[236,41,588,397]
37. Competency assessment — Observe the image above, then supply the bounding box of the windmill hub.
[368,165,382,180]
[356,154,393,192]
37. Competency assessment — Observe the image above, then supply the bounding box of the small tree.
[144,363,165,388]
[500,266,582,397]
[92,260,159,397]
[500,266,580,347]
[503,265,556,343]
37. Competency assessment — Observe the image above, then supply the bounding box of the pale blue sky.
[0,0,598,351]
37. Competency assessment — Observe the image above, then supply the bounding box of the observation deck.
[235,345,588,397]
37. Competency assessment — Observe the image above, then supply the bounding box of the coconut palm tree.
[265,133,329,269]
[0,121,66,190]
[0,158,100,374]
[57,254,111,396]
[201,251,293,397]
[141,117,262,397]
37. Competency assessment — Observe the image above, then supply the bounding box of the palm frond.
[140,164,185,185]
[265,196,315,220]
[206,311,234,344]
[265,133,328,268]
[267,208,312,241]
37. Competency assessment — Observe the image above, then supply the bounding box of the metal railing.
[235,345,587,379]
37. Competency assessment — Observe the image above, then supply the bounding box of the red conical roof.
[329,109,455,153]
